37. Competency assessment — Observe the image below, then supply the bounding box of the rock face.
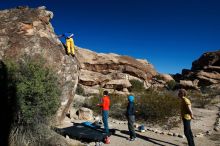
[156,74,174,82]
[75,48,157,94]
[174,50,220,89]
[192,51,220,71]
[0,7,79,123]
[179,80,199,90]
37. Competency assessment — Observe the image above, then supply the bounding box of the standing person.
[97,90,110,135]
[126,94,136,141]
[178,89,195,146]
[58,32,75,56]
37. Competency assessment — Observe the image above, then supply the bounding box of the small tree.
[6,58,61,126]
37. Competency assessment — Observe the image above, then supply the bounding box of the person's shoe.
[130,138,136,141]
[126,137,136,141]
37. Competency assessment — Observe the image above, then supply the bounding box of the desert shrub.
[201,86,220,103]
[188,90,212,108]
[129,79,145,93]
[194,96,212,108]
[5,57,61,145]
[76,84,85,96]
[82,94,100,114]
[135,89,180,124]
[167,80,177,90]
[9,124,77,146]
[6,58,60,126]
[108,93,127,119]
[10,124,50,146]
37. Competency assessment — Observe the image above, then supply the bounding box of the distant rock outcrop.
[75,48,157,94]
[0,6,79,123]
[192,51,220,71]
[174,50,220,89]
[156,74,174,82]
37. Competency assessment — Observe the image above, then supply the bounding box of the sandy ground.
[105,124,219,146]
[58,104,220,146]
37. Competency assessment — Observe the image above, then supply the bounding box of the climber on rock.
[58,32,75,56]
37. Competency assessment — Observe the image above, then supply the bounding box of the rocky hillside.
[174,50,220,90]
[0,6,162,123]
[0,6,79,123]
[75,47,158,94]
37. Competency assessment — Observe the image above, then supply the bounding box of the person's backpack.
[138,125,145,133]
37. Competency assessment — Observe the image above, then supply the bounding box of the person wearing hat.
[126,94,136,141]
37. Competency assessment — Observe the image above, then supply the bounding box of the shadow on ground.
[54,122,116,143]
[120,130,178,146]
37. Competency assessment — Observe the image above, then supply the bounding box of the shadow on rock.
[0,61,17,146]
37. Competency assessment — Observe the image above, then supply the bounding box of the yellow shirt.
[181,97,192,120]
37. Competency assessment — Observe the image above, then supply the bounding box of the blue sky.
[1,0,220,74]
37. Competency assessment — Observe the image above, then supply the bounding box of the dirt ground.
[58,104,220,146]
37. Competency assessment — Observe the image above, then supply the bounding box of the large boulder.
[76,48,157,80]
[75,47,157,94]
[79,69,110,86]
[157,74,174,82]
[176,50,220,88]
[77,107,93,121]
[0,7,79,123]
[196,70,220,85]
[104,79,132,92]
[192,51,220,71]
[191,51,220,86]
[179,80,199,90]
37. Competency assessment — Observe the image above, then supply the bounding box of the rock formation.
[0,6,79,123]
[174,50,220,89]
[75,47,157,94]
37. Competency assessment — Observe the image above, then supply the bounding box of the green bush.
[6,58,61,126]
[82,94,100,114]
[108,93,127,119]
[129,79,145,93]
[135,89,180,124]
[5,57,61,146]
[76,84,85,96]
[167,80,177,90]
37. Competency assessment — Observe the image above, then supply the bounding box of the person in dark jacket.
[126,94,136,141]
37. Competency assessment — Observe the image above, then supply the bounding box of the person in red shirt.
[97,90,110,134]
